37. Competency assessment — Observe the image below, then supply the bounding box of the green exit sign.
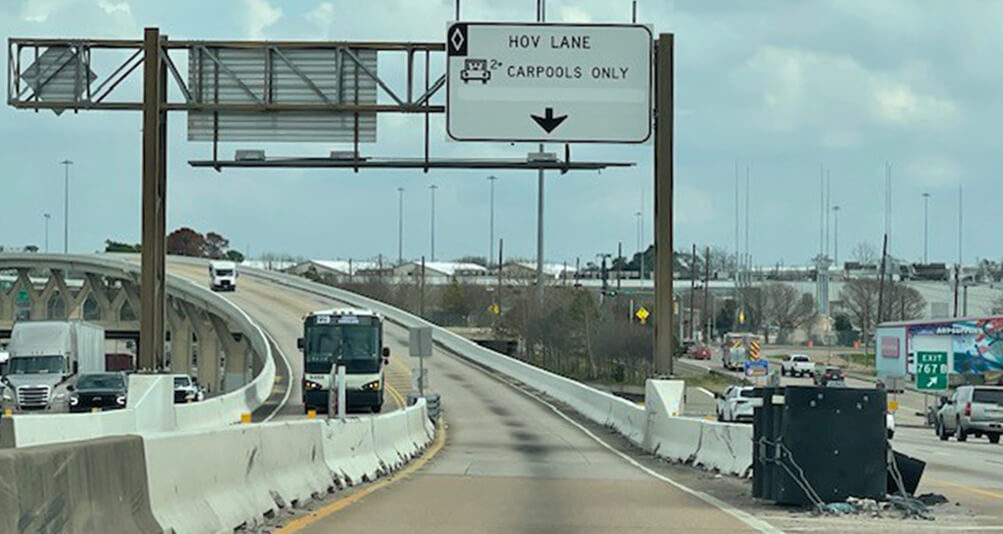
[916,351,949,391]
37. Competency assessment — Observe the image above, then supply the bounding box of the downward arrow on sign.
[530,107,568,133]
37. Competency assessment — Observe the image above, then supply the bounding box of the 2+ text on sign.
[446,23,653,143]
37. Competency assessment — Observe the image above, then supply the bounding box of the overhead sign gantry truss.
[6,28,635,372]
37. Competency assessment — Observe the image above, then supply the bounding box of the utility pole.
[832,205,840,265]
[953,264,960,318]
[635,210,642,279]
[60,159,72,253]
[397,187,404,265]
[488,175,497,268]
[43,213,51,253]
[957,184,963,266]
[617,242,623,291]
[877,233,889,327]
[420,255,426,317]
[429,184,438,262]
[689,243,696,341]
[704,246,711,343]
[653,33,674,376]
[922,192,930,263]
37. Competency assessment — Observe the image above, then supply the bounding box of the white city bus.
[297,308,389,413]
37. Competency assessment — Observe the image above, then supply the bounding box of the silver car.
[936,385,1003,443]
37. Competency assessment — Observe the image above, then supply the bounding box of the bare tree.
[840,278,880,341]
[852,242,879,266]
[883,283,926,321]
[762,282,816,344]
[839,278,924,338]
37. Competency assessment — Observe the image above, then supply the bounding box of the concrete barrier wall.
[0,435,163,534]
[643,378,753,476]
[146,400,432,534]
[2,375,176,449]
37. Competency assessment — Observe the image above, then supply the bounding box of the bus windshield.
[304,317,381,373]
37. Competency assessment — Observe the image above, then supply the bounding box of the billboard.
[907,318,1003,374]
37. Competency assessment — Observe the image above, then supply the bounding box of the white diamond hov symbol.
[450,27,465,51]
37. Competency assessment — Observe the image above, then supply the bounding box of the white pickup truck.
[780,354,816,377]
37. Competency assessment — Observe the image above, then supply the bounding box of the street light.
[831,205,840,265]
[488,175,497,268]
[922,192,930,263]
[397,187,404,265]
[429,184,438,262]
[60,159,72,253]
[43,213,51,253]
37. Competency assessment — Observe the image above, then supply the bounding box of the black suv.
[69,372,128,413]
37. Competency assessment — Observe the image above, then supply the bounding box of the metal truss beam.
[188,157,635,171]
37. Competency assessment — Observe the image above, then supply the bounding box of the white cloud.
[96,0,130,16]
[306,2,335,30]
[241,0,282,39]
[19,0,71,22]
[735,45,960,147]
[557,6,592,23]
[906,155,962,187]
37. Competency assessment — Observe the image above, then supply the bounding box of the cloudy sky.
[0,0,996,267]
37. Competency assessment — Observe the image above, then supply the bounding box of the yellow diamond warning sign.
[635,306,649,325]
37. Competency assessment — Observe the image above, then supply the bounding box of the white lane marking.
[262,329,294,423]
[697,387,715,398]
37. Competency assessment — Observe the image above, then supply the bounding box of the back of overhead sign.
[446,22,653,144]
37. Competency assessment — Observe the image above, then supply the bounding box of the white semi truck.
[2,321,105,411]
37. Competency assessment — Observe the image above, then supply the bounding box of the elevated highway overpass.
[0,253,998,533]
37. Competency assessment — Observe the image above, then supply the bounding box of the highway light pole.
[397,187,404,265]
[429,184,438,262]
[488,175,497,267]
[922,192,930,263]
[43,213,51,253]
[60,159,72,253]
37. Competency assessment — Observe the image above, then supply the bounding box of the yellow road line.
[386,383,406,409]
[932,479,1003,501]
[275,419,446,533]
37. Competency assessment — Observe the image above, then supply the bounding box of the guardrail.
[235,264,751,475]
[0,254,275,446]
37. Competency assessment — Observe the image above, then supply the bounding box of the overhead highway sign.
[446,22,653,143]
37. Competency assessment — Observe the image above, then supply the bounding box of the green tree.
[225,249,245,262]
[440,282,472,324]
[104,239,141,253]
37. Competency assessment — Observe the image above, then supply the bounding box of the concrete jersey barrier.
[145,400,433,534]
[0,435,162,534]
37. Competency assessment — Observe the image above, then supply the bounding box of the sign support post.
[654,33,674,376]
[140,27,166,372]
